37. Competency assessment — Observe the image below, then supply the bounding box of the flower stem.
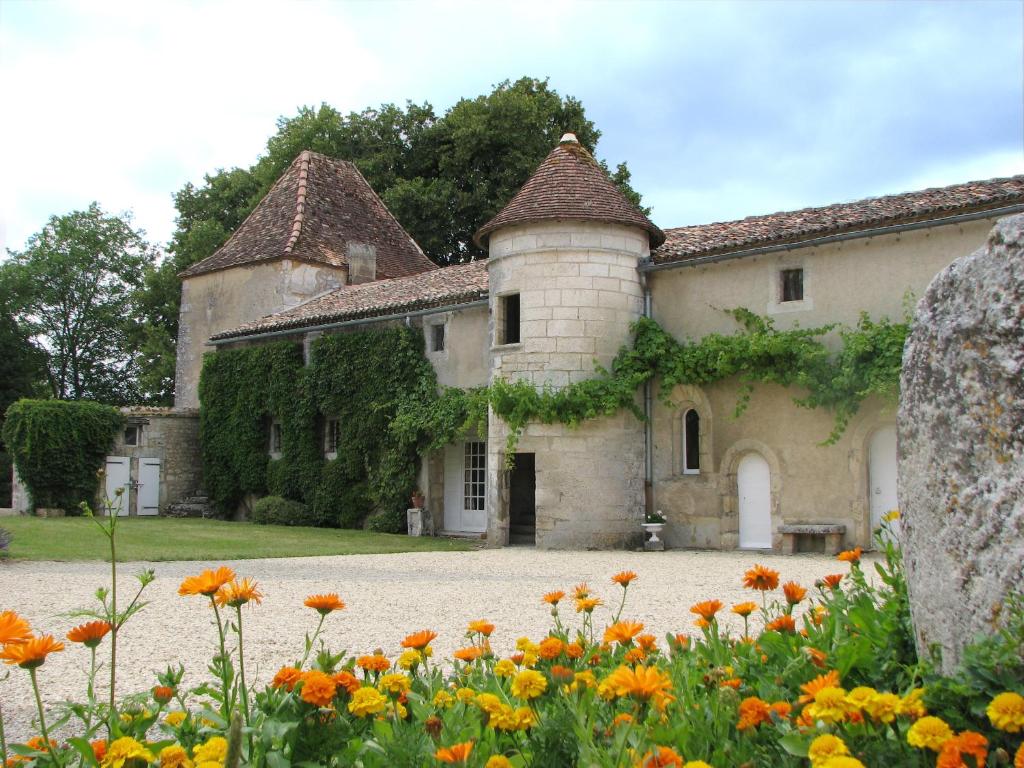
[299,614,326,669]
[0,700,8,767]
[29,668,62,768]
[108,527,118,716]
[235,606,250,726]
[210,598,232,718]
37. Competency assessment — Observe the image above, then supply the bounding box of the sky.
[1,0,1022,254]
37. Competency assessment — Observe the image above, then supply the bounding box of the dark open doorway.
[508,453,536,545]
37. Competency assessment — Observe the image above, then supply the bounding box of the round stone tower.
[474,134,665,549]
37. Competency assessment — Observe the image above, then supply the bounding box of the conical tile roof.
[474,134,664,248]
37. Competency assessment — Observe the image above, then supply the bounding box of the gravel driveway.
[0,548,853,743]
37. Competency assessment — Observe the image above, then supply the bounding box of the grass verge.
[0,516,473,562]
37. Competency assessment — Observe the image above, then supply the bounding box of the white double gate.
[104,456,161,516]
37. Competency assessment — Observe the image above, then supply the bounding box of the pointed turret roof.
[180,151,436,279]
[474,134,665,248]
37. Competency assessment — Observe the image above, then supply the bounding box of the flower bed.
[1,517,1022,768]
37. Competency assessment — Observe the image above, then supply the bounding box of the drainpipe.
[641,273,654,518]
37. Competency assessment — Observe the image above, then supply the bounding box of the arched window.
[683,409,700,474]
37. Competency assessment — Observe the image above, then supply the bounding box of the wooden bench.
[778,523,846,555]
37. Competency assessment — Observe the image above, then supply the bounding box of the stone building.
[173,136,1024,550]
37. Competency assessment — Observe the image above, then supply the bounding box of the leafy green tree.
[3,203,157,404]
[0,303,45,506]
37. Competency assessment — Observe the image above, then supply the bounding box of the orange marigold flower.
[453,646,484,662]
[1014,743,1024,768]
[299,669,337,707]
[356,654,391,673]
[538,636,563,660]
[215,577,262,608]
[575,597,602,613]
[0,634,64,668]
[271,666,302,690]
[690,600,723,621]
[799,670,841,704]
[542,590,565,605]
[304,593,345,615]
[90,739,107,760]
[549,664,575,683]
[720,678,742,689]
[401,630,438,650]
[737,696,773,730]
[731,601,757,617]
[573,582,590,599]
[771,700,792,719]
[66,620,111,648]
[837,547,863,564]
[820,573,845,589]
[152,685,174,704]
[178,566,235,597]
[603,664,673,701]
[639,745,684,767]
[603,621,645,645]
[565,641,584,659]
[743,564,780,591]
[765,615,797,633]
[467,620,494,636]
[333,670,361,695]
[611,570,638,587]
[435,741,474,763]
[782,581,807,604]
[936,730,988,768]
[0,611,31,645]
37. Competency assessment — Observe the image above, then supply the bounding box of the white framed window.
[124,424,142,447]
[464,441,486,511]
[324,417,340,459]
[269,421,283,458]
[682,408,700,474]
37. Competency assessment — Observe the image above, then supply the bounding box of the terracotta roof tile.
[211,260,489,341]
[180,151,436,279]
[651,176,1024,265]
[474,134,665,248]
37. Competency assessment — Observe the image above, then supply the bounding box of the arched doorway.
[868,425,899,542]
[738,452,772,549]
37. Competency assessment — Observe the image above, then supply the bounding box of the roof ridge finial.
[559,132,579,145]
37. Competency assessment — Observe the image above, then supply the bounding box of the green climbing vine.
[200,308,908,528]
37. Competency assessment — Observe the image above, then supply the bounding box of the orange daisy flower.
[820,574,845,589]
[636,634,658,652]
[178,566,235,597]
[805,647,828,668]
[66,620,111,648]
[453,646,484,662]
[782,581,807,605]
[624,647,647,664]
[798,670,841,704]
[572,582,590,599]
[401,630,438,650]
[435,741,474,763]
[467,620,494,636]
[837,547,863,564]
[575,597,602,613]
[611,570,638,587]
[542,590,565,605]
[720,678,742,689]
[690,600,723,621]
[765,615,797,633]
[0,611,31,645]
[603,621,645,645]
[215,578,262,608]
[0,634,64,668]
[732,601,757,617]
[743,564,780,591]
[603,664,673,701]
[304,593,345,615]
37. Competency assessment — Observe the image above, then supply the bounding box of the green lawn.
[0,516,474,562]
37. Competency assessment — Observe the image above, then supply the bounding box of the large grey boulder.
[899,214,1024,673]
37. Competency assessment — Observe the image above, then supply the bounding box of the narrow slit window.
[500,294,520,345]
[324,418,340,457]
[270,422,283,455]
[683,409,700,474]
[780,268,804,302]
[431,323,445,352]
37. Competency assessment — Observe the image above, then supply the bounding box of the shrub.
[1,399,122,512]
[366,506,406,534]
[0,526,10,557]
[250,495,318,527]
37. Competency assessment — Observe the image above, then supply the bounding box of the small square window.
[499,294,520,345]
[430,324,445,352]
[270,422,283,455]
[124,425,140,446]
[780,268,804,302]
[324,418,340,457]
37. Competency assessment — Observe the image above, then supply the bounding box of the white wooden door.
[443,442,487,533]
[104,456,130,517]
[136,458,161,516]
[869,425,899,541]
[738,453,772,548]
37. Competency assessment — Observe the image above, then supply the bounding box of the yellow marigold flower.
[489,704,535,731]
[573,670,597,690]
[907,715,954,751]
[731,601,757,617]
[603,664,673,701]
[435,741,473,763]
[214,577,262,608]
[683,763,714,768]
[515,637,538,653]
[192,736,227,765]
[475,693,503,714]
[575,597,603,613]
[538,636,563,659]
[467,620,495,636]
[378,673,410,695]
[348,686,388,717]
[511,669,547,700]
[159,745,193,768]
[818,758,865,768]
[303,592,345,614]
[494,659,516,677]
[845,686,876,709]
[485,756,513,768]
[0,611,31,645]
[455,687,476,703]
[611,570,638,587]
[743,564,779,591]
[863,692,901,724]
[807,686,854,724]
[0,634,64,669]
[690,600,723,621]
[397,649,421,670]
[66,620,111,648]
[431,689,454,708]
[299,670,337,707]
[101,737,154,768]
[900,687,928,718]
[883,509,900,522]
[808,734,849,766]
[522,651,538,668]
[164,710,187,727]
[987,691,1024,733]
[178,566,235,597]
[401,629,438,650]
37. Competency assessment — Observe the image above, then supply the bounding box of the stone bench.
[778,523,846,555]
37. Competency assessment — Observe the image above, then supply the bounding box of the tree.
[3,203,157,404]
[0,304,45,506]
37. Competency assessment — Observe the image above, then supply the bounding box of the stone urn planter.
[641,522,665,543]
[642,511,667,550]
